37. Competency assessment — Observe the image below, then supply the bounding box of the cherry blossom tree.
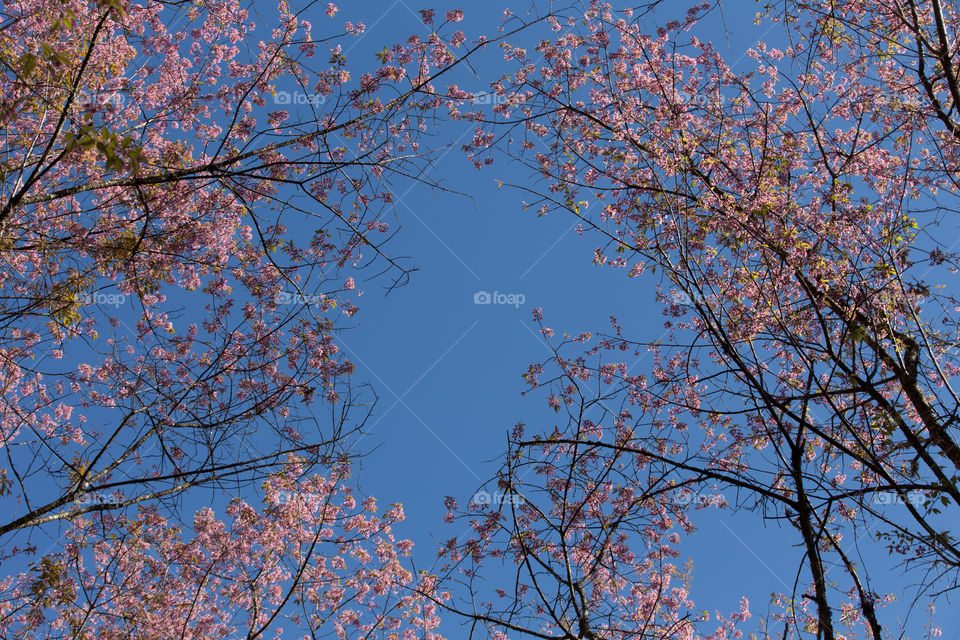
[0,460,447,639]
[442,1,960,638]
[0,0,482,635]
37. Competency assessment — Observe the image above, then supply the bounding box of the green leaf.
[19,52,37,76]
